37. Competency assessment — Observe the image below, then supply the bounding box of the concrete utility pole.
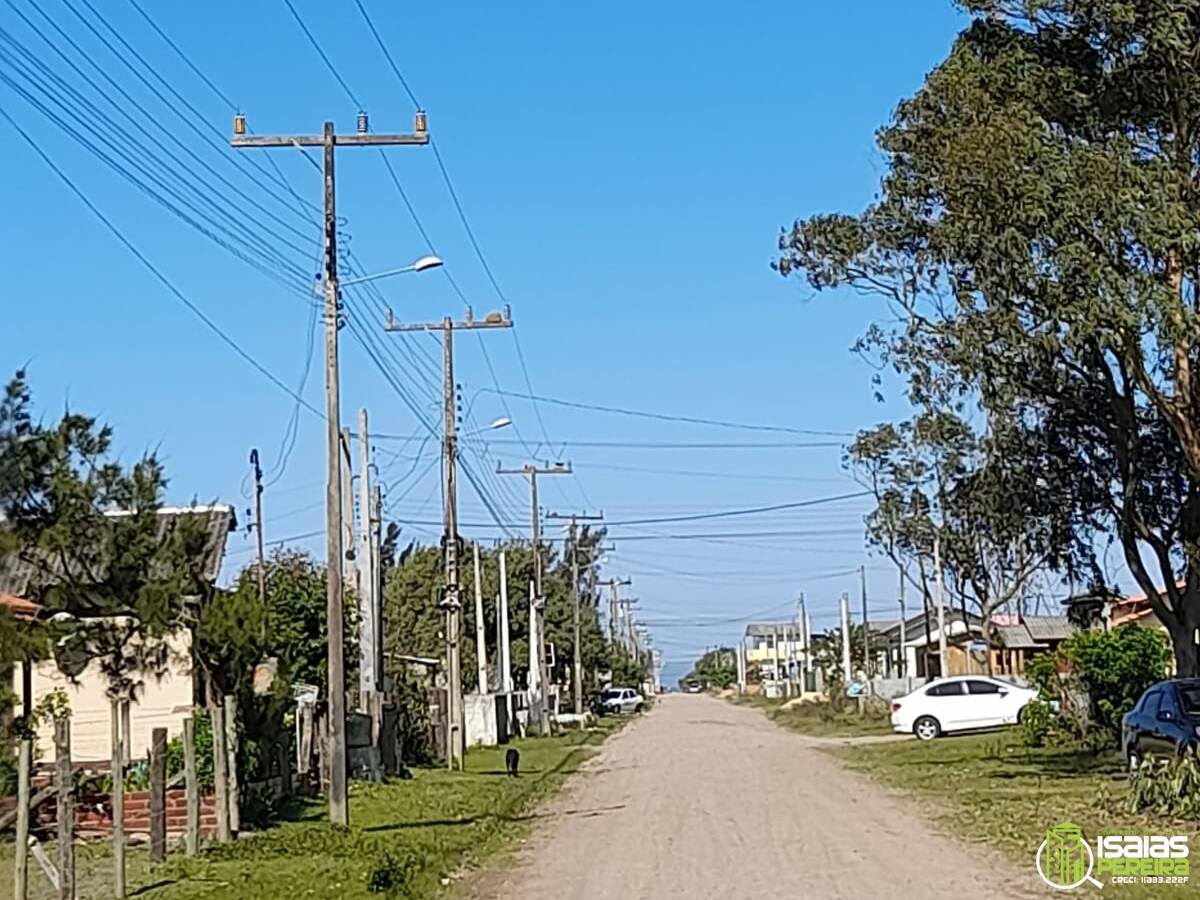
[497,462,571,734]
[898,567,907,679]
[840,592,853,683]
[385,306,512,768]
[772,625,782,682]
[250,450,266,607]
[498,550,512,697]
[370,485,383,689]
[598,577,632,641]
[357,410,378,702]
[797,593,807,693]
[473,543,488,693]
[547,512,603,713]
[233,112,428,823]
[934,532,948,678]
[860,565,871,680]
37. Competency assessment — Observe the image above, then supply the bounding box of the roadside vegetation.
[834,731,1200,900]
[731,692,891,739]
[2,722,622,900]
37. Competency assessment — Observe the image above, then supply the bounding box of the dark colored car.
[1121,678,1200,772]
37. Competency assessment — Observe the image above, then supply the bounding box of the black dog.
[505,748,520,778]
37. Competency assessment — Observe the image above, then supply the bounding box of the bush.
[1130,755,1200,820]
[1018,699,1055,748]
[367,850,419,896]
[1020,628,1168,748]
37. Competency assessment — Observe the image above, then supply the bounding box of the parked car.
[601,686,645,714]
[1122,678,1200,773]
[682,680,703,694]
[890,676,1038,741]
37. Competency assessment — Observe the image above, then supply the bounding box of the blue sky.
[1,0,969,684]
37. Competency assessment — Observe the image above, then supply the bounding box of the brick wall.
[35,787,218,836]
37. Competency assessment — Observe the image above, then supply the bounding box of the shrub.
[1130,755,1200,820]
[1020,628,1168,748]
[367,850,419,896]
[1018,699,1055,748]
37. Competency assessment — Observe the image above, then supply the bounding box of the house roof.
[993,623,1044,650]
[992,616,1077,649]
[744,622,805,637]
[879,608,982,638]
[1025,615,1075,642]
[0,505,235,608]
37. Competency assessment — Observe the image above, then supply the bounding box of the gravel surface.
[467,693,1044,899]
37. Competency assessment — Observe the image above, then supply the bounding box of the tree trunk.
[1170,591,1200,677]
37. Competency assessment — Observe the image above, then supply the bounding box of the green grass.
[731,692,893,738]
[832,731,1200,897]
[1,720,622,900]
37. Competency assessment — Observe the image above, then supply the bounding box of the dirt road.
[469,694,1041,900]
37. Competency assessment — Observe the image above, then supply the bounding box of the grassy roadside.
[1,719,625,900]
[729,692,893,738]
[831,731,1200,897]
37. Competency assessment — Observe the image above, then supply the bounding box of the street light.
[334,254,444,288]
[461,416,512,438]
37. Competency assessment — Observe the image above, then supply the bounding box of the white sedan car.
[601,687,645,714]
[890,676,1038,741]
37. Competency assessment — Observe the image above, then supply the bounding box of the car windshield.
[1178,686,1200,717]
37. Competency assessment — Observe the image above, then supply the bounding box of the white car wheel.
[914,716,940,741]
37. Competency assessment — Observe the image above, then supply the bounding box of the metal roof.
[0,505,235,610]
[1024,615,1075,642]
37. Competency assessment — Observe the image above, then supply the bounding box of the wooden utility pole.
[387,307,512,766]
[473,542,488,692]
[497,462,571,734]
[547,512,603,713]
[110,698,125,896]
[357,409,378,702]
[233,111,429,823]
[14,738,30,900]
[182,716,199,857]
[250,449,267,607]
[149,728,167,863]
[54,717,73,900]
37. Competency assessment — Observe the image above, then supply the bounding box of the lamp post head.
[411,255,443,272]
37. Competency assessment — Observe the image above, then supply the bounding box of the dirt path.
[467,694,1043,900]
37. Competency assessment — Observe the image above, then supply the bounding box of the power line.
[605,491,870,526]
[477,387,855,437]
[369,435,843,450]
[281,0,361,107]
[574,460,853,483]
[0,101,324,417]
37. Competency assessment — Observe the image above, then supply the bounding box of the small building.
[991,615,1077,675]
[743,622,806,680]
[3,505,234,763]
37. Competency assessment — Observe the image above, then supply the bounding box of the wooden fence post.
[13,738,31,900]
[110,698,125,896]
[223,694,240,835]
[209,701,230,843]
[149,728,167,862]
[54,717,74,900]
[183,716,199,856]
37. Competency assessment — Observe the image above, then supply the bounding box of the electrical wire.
[605,492,870,526]
[281,0,361,108]
[0,101,323,416]
[477,387,854,438]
